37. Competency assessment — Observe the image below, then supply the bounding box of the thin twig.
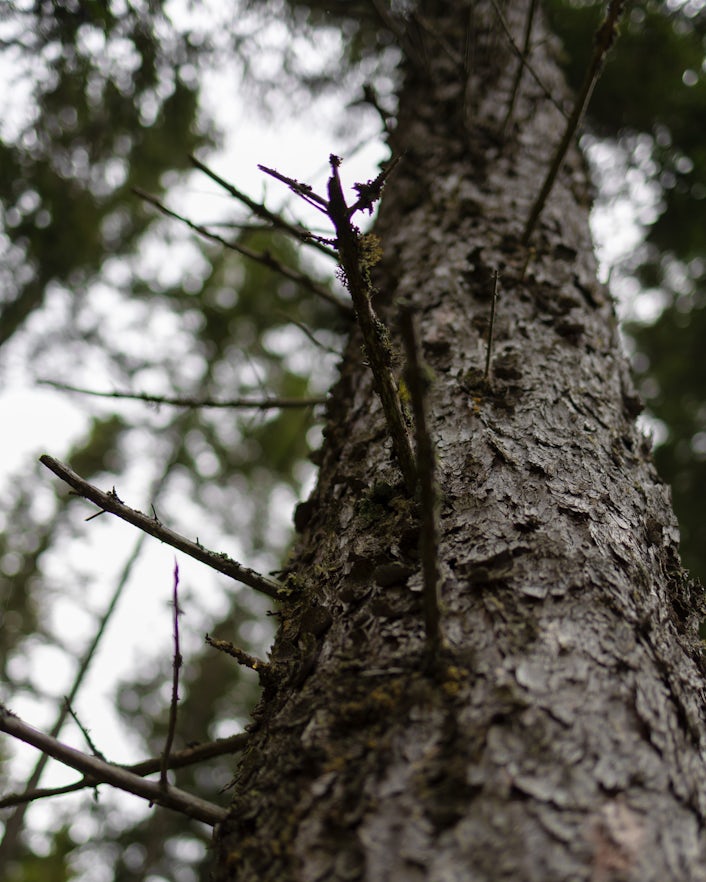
[257,164,329,212]
[0,703,227,826]
[38,379,325,410]
[484,270,500,380]
[189,155,338,259]
[134,187,351,317]
[39,455,285,600]
[0,733,250,810]
[161,561,182,788]
[205,635,270,677]
[64,699,105,760]
[522,0,627,244]
[502,0,538,132]
[277,313,342,357]
[359,84,393,135]
[489,0,568,121]
[399,304,443,651]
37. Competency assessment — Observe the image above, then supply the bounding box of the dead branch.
[38,379,325,411]
[325,155,418,494]
[189,155,338,259]
[0,531,150,856]
[37,380,326,410]
[64,699,106,760]
[399,304,443,651]
[257,164,329,212]
[489,0,568,121]
[206,635,270,679]
[502,0,538,131]
[161,561,182,788]
[261,154,417,494]
[39,455,284,600]
[277,312,343,356]
[0,733,250,810]
[0,703,227,826]
[522,0,627,244]
[484,270,500,380]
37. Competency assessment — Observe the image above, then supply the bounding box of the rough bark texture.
[213,3,706,880]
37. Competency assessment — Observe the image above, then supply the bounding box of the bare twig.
[277,312,342,357]
[489,0,568,121]
[126,732,249,775]
[0,733,249,810]
[256,164,329,212]
[64,699,105,760]
[484,270,500,380]
[38,379,325,411]
[206,635,270,678]
[347,154,402,217]
[39,455,284,600]
[134,187,351,317]
[502,0,538,132]
[189,155,338,259]
[522,0,626,244]
[0,703,227,826]
[399,304,443,651]
[161,561,182,788]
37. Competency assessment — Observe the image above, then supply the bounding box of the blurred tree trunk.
[213,3,706,879]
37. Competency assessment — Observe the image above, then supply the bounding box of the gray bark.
[213,3,706,880]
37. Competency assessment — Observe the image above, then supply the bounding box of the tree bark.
[213,3,706,880]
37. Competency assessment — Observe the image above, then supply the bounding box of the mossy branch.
[259,154,417,494]
[326,155,417,494]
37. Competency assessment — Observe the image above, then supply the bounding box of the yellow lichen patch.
[440,665,469,698]
[359,232,383,270]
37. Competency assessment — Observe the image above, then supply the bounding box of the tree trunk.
[213,3,706,879]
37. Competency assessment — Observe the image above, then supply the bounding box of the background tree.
[0,1,705,880]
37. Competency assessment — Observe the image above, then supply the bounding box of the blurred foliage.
[0,0,211,349]
[0,1,345,880]
[545,0,706,580]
